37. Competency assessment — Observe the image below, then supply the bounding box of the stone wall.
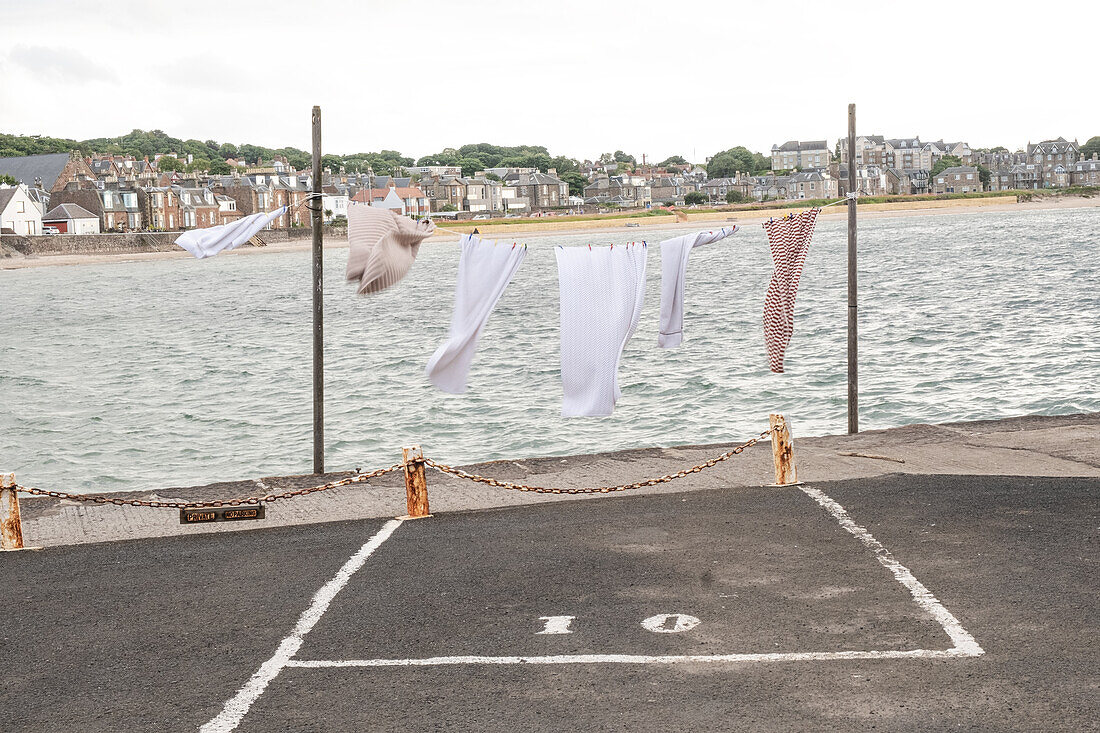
[2,226,347,256]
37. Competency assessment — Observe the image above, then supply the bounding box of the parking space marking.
[797,485,983,657]
[286,647,974,668]
[203,483,985,730]
[200,519,404,733]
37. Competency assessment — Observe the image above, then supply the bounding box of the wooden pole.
[311,105,325,473]
[0,473,25,550]
[401,446,431,519]
[847,103,859,434]
[768,415,799,486]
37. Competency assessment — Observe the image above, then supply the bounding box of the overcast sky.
[2,0,1096,163]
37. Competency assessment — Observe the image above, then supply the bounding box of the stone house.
[702,177,738,200]
[931,166,980,194]
[211,174,277,223]
[770,140,830,171]
[504,171,571,210]
[99,187,144,231]
[649,177,688,204]
[883,139,933,171]
[788,170,837,200]
[1026,138,1079,187]
[173,186,221,229]
[1070,154,1100,186]
[583,174,650,207]
[140,187,181,230]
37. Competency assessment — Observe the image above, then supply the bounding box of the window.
[16,200,24,213]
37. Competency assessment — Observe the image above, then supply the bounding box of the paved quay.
[12,412,1099,548]
[3,472,1097,731]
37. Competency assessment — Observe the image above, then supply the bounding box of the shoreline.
[2,194,1097,270]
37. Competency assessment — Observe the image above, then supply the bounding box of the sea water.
[2,206,1097,493]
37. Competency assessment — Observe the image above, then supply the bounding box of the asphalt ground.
[2,474,1096,732]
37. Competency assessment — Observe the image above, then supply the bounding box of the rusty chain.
[9,423,781,507]
[11,463,403,510]
[421,426,778,495]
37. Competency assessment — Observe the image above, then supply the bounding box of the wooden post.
[0,473,25,550]
[401,446,431,519]
[311,105,325,473]
[768,414,800,486]
[847,102,859,434]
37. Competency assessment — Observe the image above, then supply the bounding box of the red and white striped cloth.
[762,208,820,373]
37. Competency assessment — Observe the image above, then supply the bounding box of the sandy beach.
[2,194,1097,270]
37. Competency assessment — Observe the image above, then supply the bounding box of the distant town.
[1,131,1098,236]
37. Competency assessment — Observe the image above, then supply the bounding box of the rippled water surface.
[2,207,1098,492]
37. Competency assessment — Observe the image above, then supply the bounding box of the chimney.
[548,167,557,177]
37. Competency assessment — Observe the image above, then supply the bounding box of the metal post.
[311,106,325,473]
[847,103,859,434]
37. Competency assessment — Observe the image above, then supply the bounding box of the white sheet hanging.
[174,206,287,259]
[425,234,527,394]
[658,226,738,348]
[556,242,647,417]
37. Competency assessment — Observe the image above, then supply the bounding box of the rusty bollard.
[769,414,801,486]
[401,446,431,519]
[1,473,25,550]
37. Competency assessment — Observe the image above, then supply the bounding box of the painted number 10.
[537,614,701,635]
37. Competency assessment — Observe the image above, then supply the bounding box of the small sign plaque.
[180,505,266,524]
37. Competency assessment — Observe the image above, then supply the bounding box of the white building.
[42,203,101,234]
[322,189,349,222]
[0,184,43,235]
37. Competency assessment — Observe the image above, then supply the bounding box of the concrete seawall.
[1,226,348,257]
[10,411,1098,548]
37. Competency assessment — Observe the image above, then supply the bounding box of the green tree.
[209,159,231,175]
[186,157,211,173]
[684,191,707,205]
[0,174,16,185]
[560,171,588,196]
[658,155,687,167]
[550,155,579,174]
[930,155,964,177]
[725,190,747,204]
[457,157,485,176]
[484,172,501,181]
[613,150,635,165]
[976,164,991,187]
[1080,136,1100,160]
[157,155,183,172]
[707,146,767,178]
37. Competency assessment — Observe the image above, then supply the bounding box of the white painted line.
[798,485,984,657]
[287,647,973,668]
[200,519,404,733]
[276,484,982,670]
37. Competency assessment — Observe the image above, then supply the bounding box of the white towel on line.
[425,234,527,394]
[174,206,287,259]
[556,243,647,417]
[658,226,738,348]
